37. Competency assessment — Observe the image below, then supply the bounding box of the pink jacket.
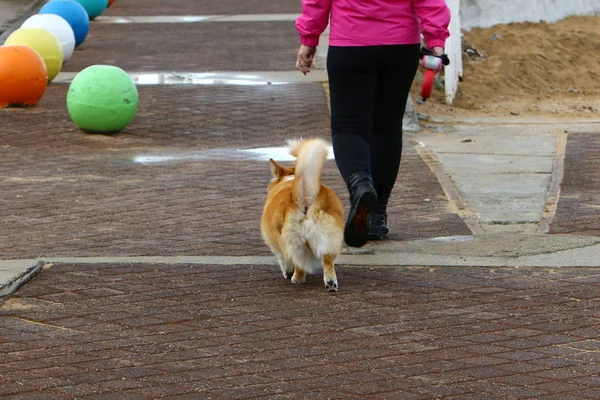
[296,0,451,49]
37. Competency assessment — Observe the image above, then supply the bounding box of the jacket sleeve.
[295,0,332,47]
[413,0,451,49]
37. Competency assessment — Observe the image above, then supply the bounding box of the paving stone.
[104,0,301,16]
[550,132,600,236]
[65,21,300,72]
[2,264,600,398]
[0,393,74,400]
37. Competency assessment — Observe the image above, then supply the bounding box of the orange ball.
[108,0,116,6]
[0,45,48,108]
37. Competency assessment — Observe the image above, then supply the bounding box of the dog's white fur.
[261,138,344,291]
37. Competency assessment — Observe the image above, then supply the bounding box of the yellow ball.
[5,28,63,82]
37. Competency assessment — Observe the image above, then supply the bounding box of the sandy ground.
[413,15,600,119]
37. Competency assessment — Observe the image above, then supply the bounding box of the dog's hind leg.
[279,258,295,279]
[291,266,307,284]
[322,254,338,292]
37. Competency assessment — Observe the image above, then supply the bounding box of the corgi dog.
[261,138,345,292]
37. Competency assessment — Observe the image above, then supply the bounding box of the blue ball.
[39,0,90,47]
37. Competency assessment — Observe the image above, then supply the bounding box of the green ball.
[74,0,108,19]
[67,65,138,134]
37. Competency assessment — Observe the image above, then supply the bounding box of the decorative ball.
[67,65,139,134]
[108,0,116,6]
[0,45,48,108]
[73,0,108,20]
[39,0,90,47]
[5,28,63,82]
[22,14,76,63]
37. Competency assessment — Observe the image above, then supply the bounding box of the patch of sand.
[413,15,600,119]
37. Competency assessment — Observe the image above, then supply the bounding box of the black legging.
[327,44,420,195]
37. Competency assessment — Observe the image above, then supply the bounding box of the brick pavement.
[103,0,301,16]
[0,82,470,259]
[549,132,600,236]
[0,83,331,151]
[1,263,600,399]
[2,0,600,398]
[65,22,300,73]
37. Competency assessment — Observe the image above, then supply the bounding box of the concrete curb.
[2,231,599,292]
[0,261,44,301]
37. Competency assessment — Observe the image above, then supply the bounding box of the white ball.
[22,14,76,63]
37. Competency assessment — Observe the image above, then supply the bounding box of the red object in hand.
[419,54,443,102]
[420,69,436,100]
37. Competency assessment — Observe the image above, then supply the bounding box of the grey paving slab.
[370,233,600,258]
[456,174,550,196]
[451,172,551,223]
[0,0,39,33]
[467,197,547,223]
[421,126,557,156]
[0,260,39,292]
[517,243,600,267]
[436,153,554,174]
[420,125,558,229]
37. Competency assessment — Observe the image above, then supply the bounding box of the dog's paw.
[278,260,294,280]
[325,280,338,292]
[291,270,306,284]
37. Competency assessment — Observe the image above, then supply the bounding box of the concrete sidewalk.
[0,0,44,39]
[1,0,600,398]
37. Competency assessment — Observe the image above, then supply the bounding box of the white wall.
[460,0,600,30]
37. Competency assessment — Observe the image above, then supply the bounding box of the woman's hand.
[296,45,317,75]
[432,46,444,56]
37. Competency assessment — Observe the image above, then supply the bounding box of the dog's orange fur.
[261,138,344,291]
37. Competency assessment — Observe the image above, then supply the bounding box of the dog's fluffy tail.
[287,138,329,211]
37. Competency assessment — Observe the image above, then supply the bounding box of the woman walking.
[295,0,451,247]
